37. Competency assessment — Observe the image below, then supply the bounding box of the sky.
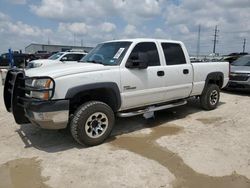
[0,0,250,55]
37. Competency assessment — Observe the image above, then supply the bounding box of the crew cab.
[4,39,229,146]
[27,51,87,68]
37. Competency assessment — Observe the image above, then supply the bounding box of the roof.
[103,38,182,44]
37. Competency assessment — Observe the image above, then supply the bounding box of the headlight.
[25,78,54,100]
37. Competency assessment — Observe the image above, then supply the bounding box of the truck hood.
[231,65,250,73]
[25,62,111,78]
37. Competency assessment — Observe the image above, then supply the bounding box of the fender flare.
[203,72,224,92]
[65,82,121,111]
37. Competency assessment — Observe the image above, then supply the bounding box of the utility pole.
[212,25,219,54]
[196,25,201,58]
[73,33,76,46]
[81,39,83,47]
[48,37,50,45]
[243,38,246,53]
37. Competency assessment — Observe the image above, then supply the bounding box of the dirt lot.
[0,81,250,188]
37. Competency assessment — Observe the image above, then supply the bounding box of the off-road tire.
[200,84,220,110]
[70,101,115,146]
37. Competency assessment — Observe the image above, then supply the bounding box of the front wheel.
[70,101,115,146]
[200,84,220,110]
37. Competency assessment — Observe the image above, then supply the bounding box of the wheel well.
[205,72,224,89]
[207,76,223,88]
[69,88,119,114]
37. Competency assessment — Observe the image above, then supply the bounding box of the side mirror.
[126,52,148,69]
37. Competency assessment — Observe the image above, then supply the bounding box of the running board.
[117,100,187,118]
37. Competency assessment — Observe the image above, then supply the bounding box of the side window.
[74,54,85,61]
[161,43,187,65]
[129,42,160,66]
[62,54,84,61]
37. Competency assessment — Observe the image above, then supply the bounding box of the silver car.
[227,55,250,90]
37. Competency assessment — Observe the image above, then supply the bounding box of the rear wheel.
[200,84,220,110]
[70,101,115,146]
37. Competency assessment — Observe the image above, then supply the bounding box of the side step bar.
[117,100,187,118]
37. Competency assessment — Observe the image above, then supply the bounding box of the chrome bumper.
[24,99,70,130]
[26,109,69,129]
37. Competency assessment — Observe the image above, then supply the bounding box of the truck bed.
[190,62,229,96]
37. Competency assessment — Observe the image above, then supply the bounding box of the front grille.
[230,74,249,81]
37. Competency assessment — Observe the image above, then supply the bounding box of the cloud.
[0,12,10,21]
[162,0,250,54]
[58,22,90,35]
[1,0,250,54]
[30,0,162,24]
[58,21,116,36]
[100,22,116,33]
[30,0,114,22]
[0,11,52,52]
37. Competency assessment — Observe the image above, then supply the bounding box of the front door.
[120,42,166,110]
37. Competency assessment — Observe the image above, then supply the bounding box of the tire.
[70,101,115,146]
[200,84,220,110]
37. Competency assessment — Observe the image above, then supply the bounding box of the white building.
[25,43,93,54]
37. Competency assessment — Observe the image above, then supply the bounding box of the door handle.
[183,69,189,74]
[157,71,165,76]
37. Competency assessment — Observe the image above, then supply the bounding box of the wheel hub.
[85,112,108,138]
[210,90,218,105]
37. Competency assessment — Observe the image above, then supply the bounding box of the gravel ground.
[0,80,250,188]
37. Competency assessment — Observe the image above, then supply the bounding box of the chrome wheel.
[85,112,108,138]
[210,90,218,105]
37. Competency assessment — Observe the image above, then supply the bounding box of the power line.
[212,25,219,54]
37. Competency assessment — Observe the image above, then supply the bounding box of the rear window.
[161,43,187,65]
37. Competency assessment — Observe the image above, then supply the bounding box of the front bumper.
[25,100,69,129]
[4,69,69,129]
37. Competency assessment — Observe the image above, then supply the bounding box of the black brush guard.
[3,69,54,124]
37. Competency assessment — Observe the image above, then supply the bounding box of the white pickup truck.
[4,39,229,146]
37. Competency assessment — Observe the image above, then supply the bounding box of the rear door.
[160,42,193,101]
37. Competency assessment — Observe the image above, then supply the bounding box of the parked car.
[226,55,250,90]
[223,52,248,64]
[4,38,229,146]
[27,51,87,68]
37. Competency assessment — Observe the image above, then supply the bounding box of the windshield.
[231,55,250,66]
[80,42,132,65]
[48,52,64,60]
